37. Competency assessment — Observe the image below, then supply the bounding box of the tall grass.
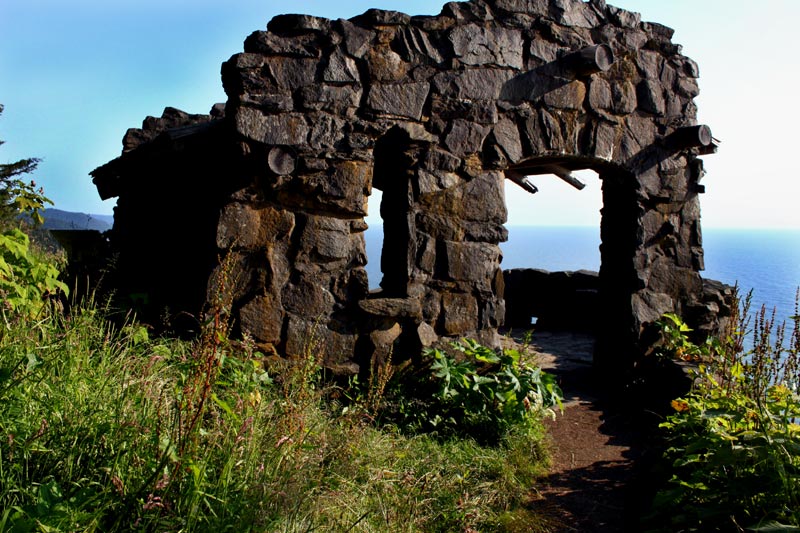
[0,298,553,532]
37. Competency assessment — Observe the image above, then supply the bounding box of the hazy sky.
[2,0,799,229]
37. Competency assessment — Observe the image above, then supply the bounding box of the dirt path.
[515,332,650,532]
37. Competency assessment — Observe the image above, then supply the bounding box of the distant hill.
[41,208,113,231]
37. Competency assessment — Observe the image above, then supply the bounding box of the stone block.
[552,0,602,28]
[444,119,490,157]
[216,203,295,250]
[491,0,549,15]
[284,315,357,368]
[588,78,613,110]
[441,292,479,335]
[443,241,501,285]
[323,50,360,83]
[423,148,462,172]
[300,215,353,261]
[239,294,284,344]
[367,46,410,82]
[395,26,444,64]
[366,82,430,120]
[637,80,666,116]
[320,160,372,216]
[430,96,499,125]
[308,113,347,150]
[462,172,507,224]
[543,80,586,110]
[490,118,523,163]
[610,81,637,115]
[235,108,309,146]
[359,297,422,319]
[243,31,320,57]
[338,19,375,58]
[416,322,439,348]
[282,277,336,317]
[432,68,516,100]
[449,24,524,68]
[267,14,332,34]
[265,57,319,91]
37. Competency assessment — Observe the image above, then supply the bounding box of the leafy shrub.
[376,339,563,443]
[646,291,800,531]
[0,228,67,318]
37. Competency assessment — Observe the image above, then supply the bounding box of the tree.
[0,104,50,227]
[0,104,65,317]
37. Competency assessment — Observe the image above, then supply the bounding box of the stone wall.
[92,0,723,377]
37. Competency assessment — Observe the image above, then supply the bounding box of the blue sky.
[2,0,799,229]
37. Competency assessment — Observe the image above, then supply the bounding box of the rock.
[443,241,501,284]
[433,68,516,100]
[351,8,411,26]
[491,0,549,15]
[235,108,309,145]
[239,294,284,344]
[588,78,613,110]
[339,19,375,58]
[323,50,360,83]
[441,292,479,335]
[449,25,524,68]
[636,80,666,116]
[243,31,320,57]
[416,322,438,347]
[216,203,295,250]
[395,26,444,64]
[444,120,490,157]
[366,82,430,120]
[359,297,422,319]
[367,46,410,82]
[267,14,332,34]
[300,85,362,115]
[542,80,586,110]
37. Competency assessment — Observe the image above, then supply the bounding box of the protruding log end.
[565,44,616,76]
[268,146,296,175]
[668,125,714,149]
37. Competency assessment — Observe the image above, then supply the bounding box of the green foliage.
[0,104,51,228]
[0,104,64,319]
[651,313,717,362]
[0,228,68,318]
[0,304,553,532]
[377,339,563,443]
[646,291,800,531]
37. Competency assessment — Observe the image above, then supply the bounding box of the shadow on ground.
[508,330,662,532]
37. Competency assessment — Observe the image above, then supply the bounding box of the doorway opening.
[502,165,602,333]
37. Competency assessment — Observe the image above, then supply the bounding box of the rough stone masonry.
[91,0,731,377]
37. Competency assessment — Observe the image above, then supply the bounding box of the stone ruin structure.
[91,0,731,378]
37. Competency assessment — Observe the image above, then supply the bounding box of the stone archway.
[92,0,728,378]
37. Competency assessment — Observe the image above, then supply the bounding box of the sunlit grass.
[0,301,553,532]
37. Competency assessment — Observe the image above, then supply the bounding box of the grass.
[0,297,554,532]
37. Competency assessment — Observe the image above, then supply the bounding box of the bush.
[645,291,800,531]
[373,338,563,444]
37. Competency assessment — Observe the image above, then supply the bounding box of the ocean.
[363,225,800,328]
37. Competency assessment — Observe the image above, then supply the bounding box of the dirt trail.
[517,332,650,532]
